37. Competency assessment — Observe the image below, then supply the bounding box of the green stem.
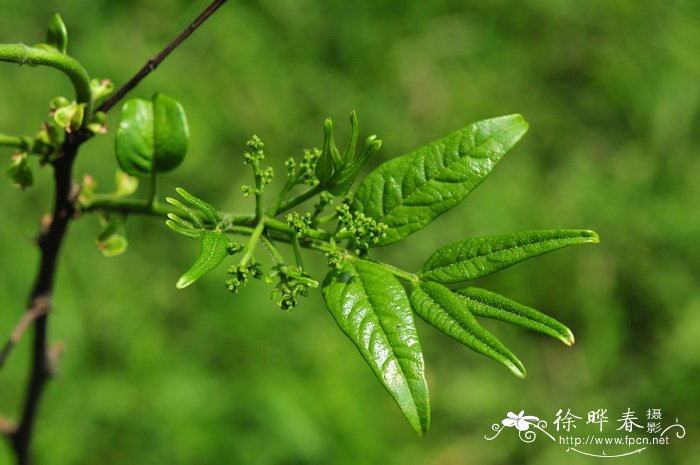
[82,197,174,216]
[82,197,252,224]
[82,196,419,283]
[274,183,323,216]
[0,44,93,122]
[0,134,31,151]
[316,212,338,225]
[291,236,304,268]
[239,220,265,267]
[264,217,329,241]
[148,172,158,209]
[254,174,263,221]
[260,234,284,265]
[265,176,295,217]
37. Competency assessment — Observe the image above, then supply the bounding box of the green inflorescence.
[336,202,388,254]
[225,259,264,293]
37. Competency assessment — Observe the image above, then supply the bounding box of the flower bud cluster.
[270,265,319,311]
[336,203,388,253]
[225,259,263,293]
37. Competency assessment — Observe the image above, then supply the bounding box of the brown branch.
[3,2,229,463]
[97,0,228,114]
[0,297,50,370]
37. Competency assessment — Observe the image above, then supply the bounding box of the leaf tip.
[585,230,600,244]
[507,359,527,379]
[562,329,575,346]
[175,276,192,289]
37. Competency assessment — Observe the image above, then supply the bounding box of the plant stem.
[7,132,80,465]
[274,183,323,216]
[260,234,284,265]
[291,236,304,268]
[0,44,92,122]
[0,134,30,150]
[97,0,228,114]
[85,196,421,285]
[239,220,265,267]
[148,172,158,209]
[316,212,337,225]
[82,196,253,224]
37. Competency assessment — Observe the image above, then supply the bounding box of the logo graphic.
[485,408,686,458]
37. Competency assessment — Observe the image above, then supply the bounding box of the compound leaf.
[410,281,525,378]
[353,115,528,246]
[322,259,430,435]
[421,229,599,283]
[455,287,574,345]
[176,230,230,289]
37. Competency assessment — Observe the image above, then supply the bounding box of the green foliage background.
[1,0,698,463]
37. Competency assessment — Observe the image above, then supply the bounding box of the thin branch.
[274,183,324,216]
[0,297,50,370]
[97,0,228,114]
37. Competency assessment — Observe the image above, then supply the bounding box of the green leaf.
[46,13,68,54]
[454,287,575,345]
[322,259,430,435]
[353,115,528,246]
[410,281,525,378]
[176,230,230,289]
[115,94,189,177]
[420,229,599,283]
[175,187,219,224]
[166,218,202,239]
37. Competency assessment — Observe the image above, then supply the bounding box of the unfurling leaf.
[96,214,128,257]
[410,281,526,378]
[454,287,574,345]
[7,153,33,189]
[53,102,85,132]
[315,118,340,185]
[90,79,114,101]
[176,230,231,289]
[353,115,528,246]
[46,13,68,53]
[420,229,599,283]
[329,134,382,196]
[174,187,219,225]
[114,170,139,197]
[322,259,430,436]
[115,94,189,177]
[97,234,128,257]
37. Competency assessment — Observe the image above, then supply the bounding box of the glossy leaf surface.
[455,287,574,345]
[176,230,230,289]
[410,281,525,378]
[421,229,599,283]
[322,259,430,435]
[353,115,528,245]
[115,94,189,177]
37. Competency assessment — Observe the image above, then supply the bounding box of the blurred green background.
[1,0,699,464]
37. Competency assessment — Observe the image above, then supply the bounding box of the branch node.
[0,415,17,436]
